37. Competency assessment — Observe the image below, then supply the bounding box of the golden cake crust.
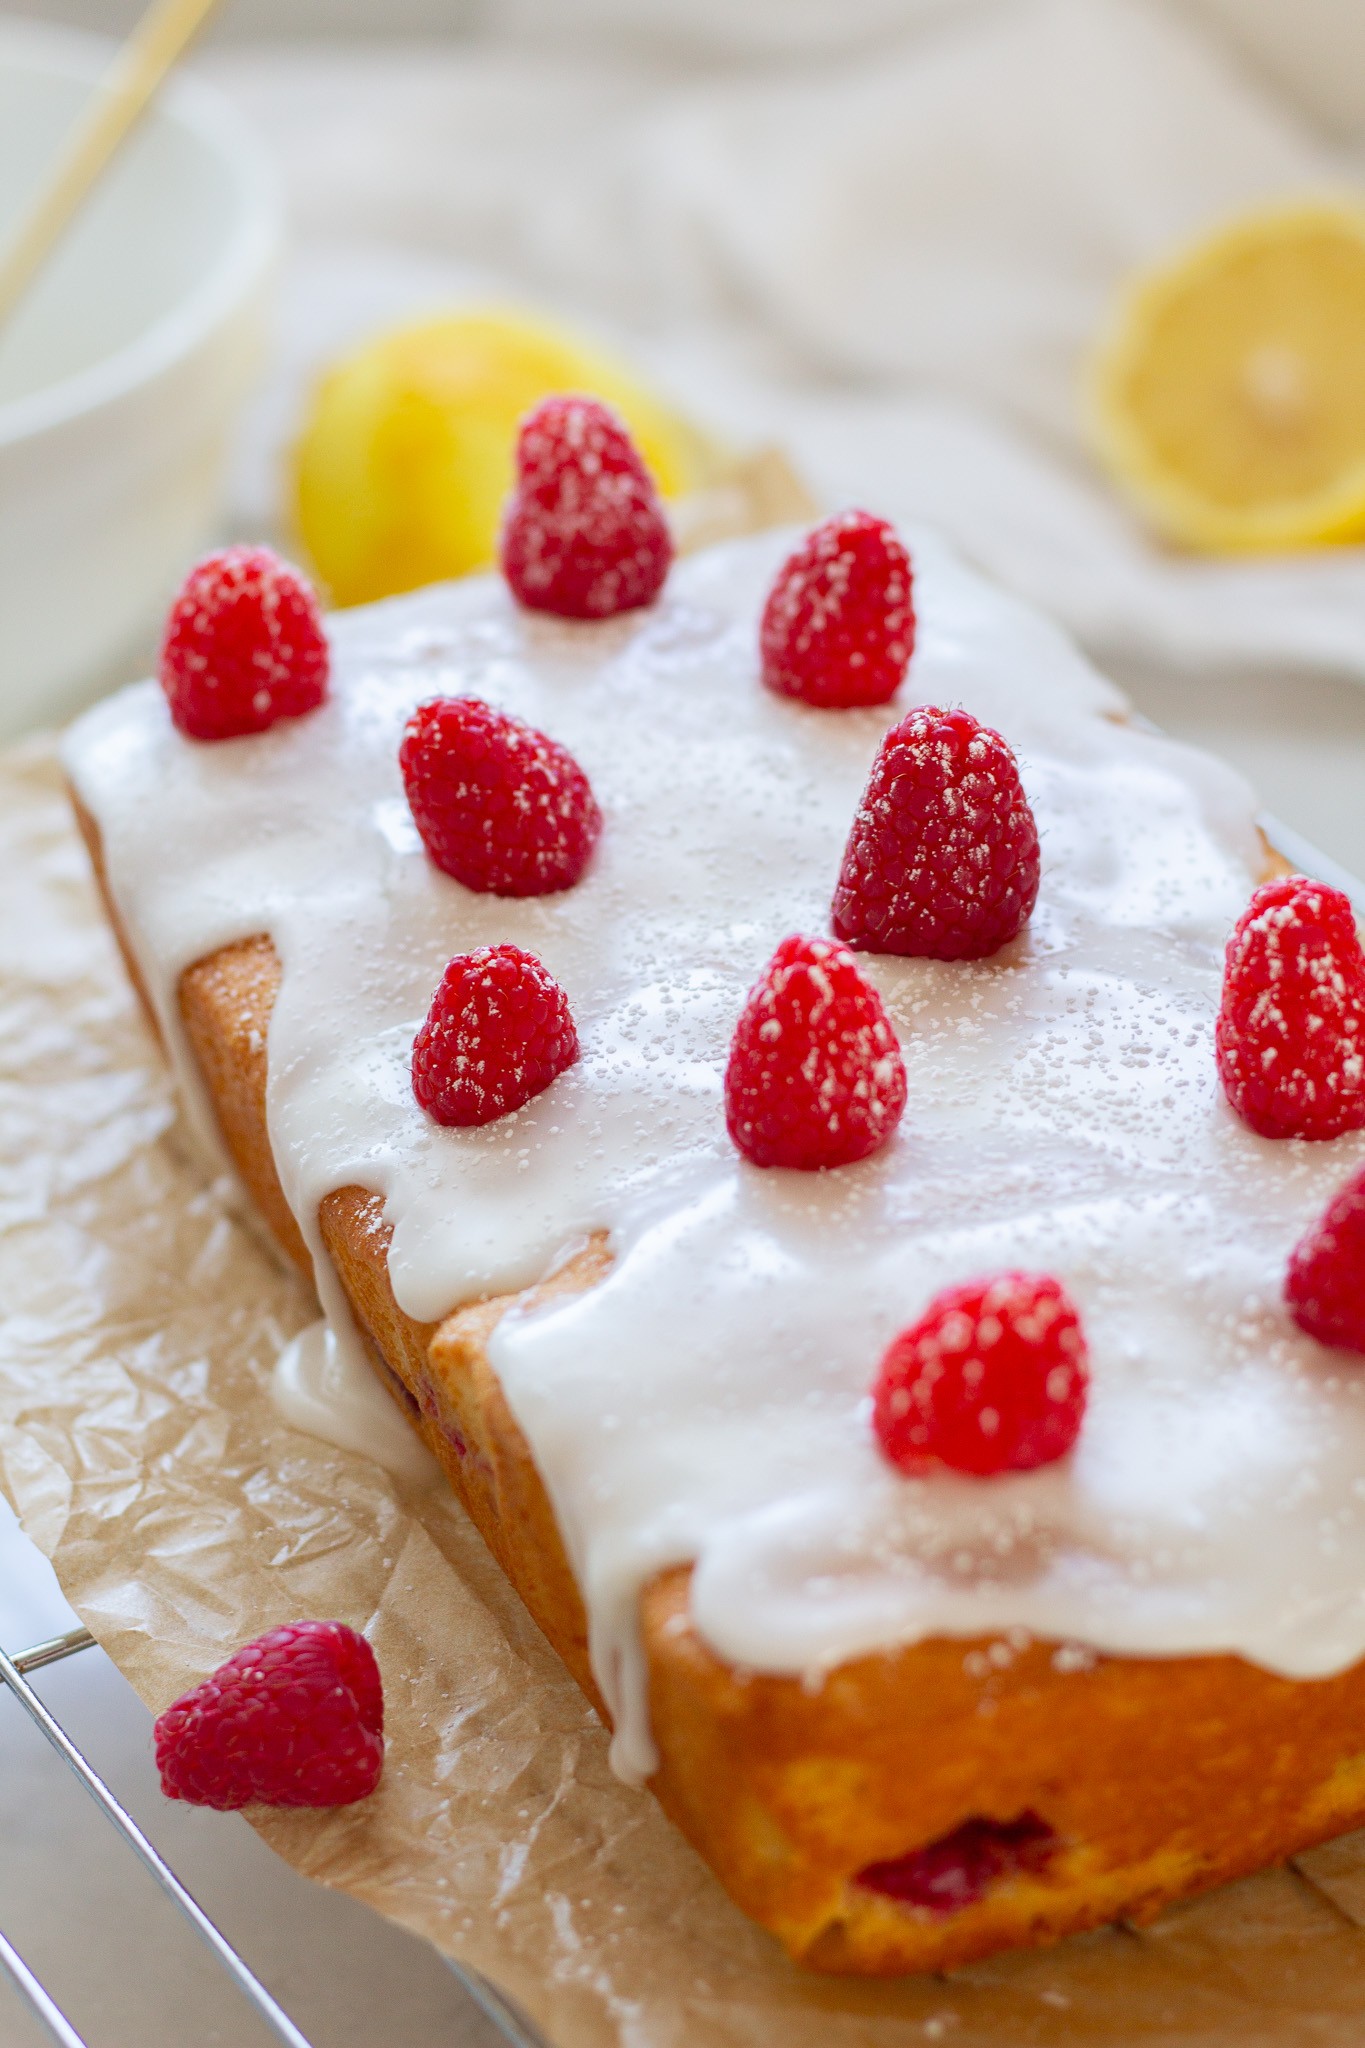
[73,790,1365,1976]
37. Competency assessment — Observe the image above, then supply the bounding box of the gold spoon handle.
[0,0,224,333]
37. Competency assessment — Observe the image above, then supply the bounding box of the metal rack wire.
[0,1627,549,2048]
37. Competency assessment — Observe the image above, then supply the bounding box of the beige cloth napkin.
[212,0,1365,693]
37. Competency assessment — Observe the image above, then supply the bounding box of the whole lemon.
[293,309,718,606]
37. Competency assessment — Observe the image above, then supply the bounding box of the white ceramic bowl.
[0,18,280,739]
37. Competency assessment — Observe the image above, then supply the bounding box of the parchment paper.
[8,735,1365,2047]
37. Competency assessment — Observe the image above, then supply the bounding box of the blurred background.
[8,0,1365,824]
[25,0,493,28]
[6,0,1365,142]
[6,0,1365,151]
[6,0,1365,857]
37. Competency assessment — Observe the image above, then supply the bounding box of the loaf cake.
[64,519,1365,1977]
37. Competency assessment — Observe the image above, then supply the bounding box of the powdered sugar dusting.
[66,527,1365,1785]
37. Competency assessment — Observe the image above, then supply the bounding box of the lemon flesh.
[293,310,719,606]
[1088,202,1365,552]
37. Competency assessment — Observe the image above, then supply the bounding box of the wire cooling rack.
[2,811,1359,2048]
[0,1626,550,2048]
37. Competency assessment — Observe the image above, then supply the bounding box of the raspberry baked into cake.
[64,402,1365,1975]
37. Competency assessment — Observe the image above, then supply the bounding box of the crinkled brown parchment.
[7,735,1365,2048]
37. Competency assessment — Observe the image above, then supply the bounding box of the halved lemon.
[1087,200,1365,552]
[293,308,721,606]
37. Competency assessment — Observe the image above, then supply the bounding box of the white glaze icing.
[272,1317,439,1483]
[64,529,1365,1785]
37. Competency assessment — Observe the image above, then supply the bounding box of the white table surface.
[1121,662,1365,889]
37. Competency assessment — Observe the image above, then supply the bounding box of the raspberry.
[872,1272,1088,1477]
[831,706,1040,960]
[153,1621,383,1810]
[857,1813,1057,1912]
[500,395,672,619]
[412,943,578,1126]
[1216,876,1365,1141]
[400,696,601,897]
[1286,1164,1365,1352]
[760,510,915,708]
[724,934,907,1170]
[159,546,329,741]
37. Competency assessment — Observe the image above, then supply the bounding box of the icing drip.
[65,529,1365,1785]
[272,1318,439,1484]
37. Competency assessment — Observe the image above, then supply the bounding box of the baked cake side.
[72,800,1365,1975]
[64,527,1365,1975]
